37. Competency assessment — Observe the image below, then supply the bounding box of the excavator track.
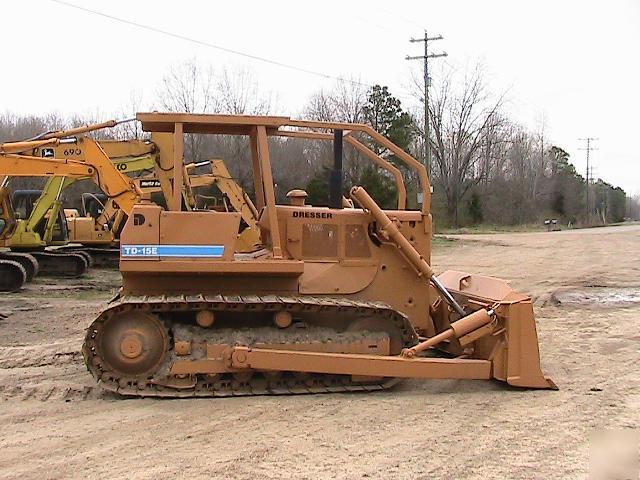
[83,295,418,398]
[59,247,119,268]
[0,259,27,291]
[0,252,38,282]
[27,251,89,277]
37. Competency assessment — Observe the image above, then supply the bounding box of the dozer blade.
[434,270,557,390]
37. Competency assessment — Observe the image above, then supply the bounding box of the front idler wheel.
[99,312,168,378]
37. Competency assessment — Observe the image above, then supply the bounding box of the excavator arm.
[207,160,259,228]
[0,186,17,239]
[0,137,141,242]
[1,133,159,247]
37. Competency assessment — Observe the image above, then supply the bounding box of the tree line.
[1,60,637,229]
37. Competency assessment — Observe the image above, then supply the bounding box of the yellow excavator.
[0,135,160,274]
[0,120,203,274]
[0,135,142,289]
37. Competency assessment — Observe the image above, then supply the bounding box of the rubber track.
[83,294,418,398]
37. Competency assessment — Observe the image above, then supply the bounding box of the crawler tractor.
[77,113,555,397]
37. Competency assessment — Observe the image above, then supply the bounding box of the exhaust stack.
[329,129,343,209]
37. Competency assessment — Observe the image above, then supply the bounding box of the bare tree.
[302,78,369,184]
[216,66,274,115]
[627,194,640,220]
[157,58,216,113]
[304,77,367,123]
[427,65,505,226]
[113,89,146,140]
[156,59,217,161]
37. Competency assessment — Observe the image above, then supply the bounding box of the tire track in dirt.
[0,340,81,369]
[0,339,105,401]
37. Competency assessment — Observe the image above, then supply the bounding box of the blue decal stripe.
[121,245,224,258]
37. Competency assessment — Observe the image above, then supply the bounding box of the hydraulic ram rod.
[38,119,119,140]
[350,186,466,317]
[401,308,495,358]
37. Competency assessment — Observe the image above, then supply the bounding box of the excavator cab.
[81,192,108,218]
[12,190,69,243]
[11,190,41,220]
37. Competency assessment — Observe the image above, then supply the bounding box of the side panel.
[269,204,433,332]
[67,217,116,245]
[119,204,162,261]
[120,207,239,262]
[159,211,239,261]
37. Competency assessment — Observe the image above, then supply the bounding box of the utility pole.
[406,31,447,181]
[578,137,598,220]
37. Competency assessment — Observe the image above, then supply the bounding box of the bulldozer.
[74,112,555,397]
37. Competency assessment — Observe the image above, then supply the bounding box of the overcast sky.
[2,0,638,194]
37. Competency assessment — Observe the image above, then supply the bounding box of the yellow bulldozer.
[1,113,556,395]
[88,113,555,396]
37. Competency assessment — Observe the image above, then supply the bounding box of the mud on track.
[0,226,638,479]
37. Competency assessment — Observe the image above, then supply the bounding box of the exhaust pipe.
[329,129,343,209]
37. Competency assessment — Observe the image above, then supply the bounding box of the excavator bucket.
[434,270,557,389]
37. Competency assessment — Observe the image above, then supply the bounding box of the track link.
[0,252,38,282]
[61,247,119,269]
[83,294,418,398]
[28,251,88,277]
[0,259,27,291]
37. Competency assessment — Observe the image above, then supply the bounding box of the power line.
[406,31,447,179]
[48,0,373,88]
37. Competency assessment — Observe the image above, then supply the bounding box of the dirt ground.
[0,225,638,479]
